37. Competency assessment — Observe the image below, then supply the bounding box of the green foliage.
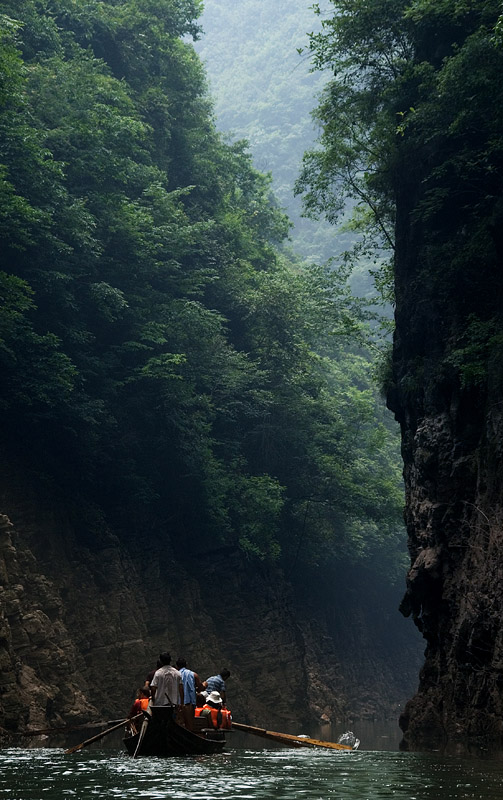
[295,1,402,288]
[0,0,405,577]
[447,316,503,388]
[0,271,76,410]
[299,0,503,402]
[232,472,284,561]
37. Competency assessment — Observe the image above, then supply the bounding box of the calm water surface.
[2,743,503,800]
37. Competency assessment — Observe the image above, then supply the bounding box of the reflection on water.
[2,744,503,799]
[226,717,402,753]
[318,719,403,751]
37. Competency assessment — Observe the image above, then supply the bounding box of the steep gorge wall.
[389,177,503,752]
[0,476,419,740]
[387,395,503,752]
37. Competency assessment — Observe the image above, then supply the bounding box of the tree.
[0,0,405,578]
[299,1,503,305]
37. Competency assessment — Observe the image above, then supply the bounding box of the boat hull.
[124,708,226,757]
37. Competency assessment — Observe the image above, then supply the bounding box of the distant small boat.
[123,708,226,757]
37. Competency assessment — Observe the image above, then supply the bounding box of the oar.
[133,705,152,759]
[232,721,353,751]
[65,714,142,754]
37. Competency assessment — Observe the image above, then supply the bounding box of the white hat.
[206,691,223,705]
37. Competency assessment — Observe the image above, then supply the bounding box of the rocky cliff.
[388,392,503,752]
[389,164,503,752]
[0,474,420,741]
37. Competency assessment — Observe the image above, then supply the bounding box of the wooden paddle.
[232,721,353,751]
[132,706,152,758]
[65,714,142,754]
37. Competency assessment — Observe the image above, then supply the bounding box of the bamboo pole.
[132,713,151,759]
[65,714,142,754]
[231,721,353,751]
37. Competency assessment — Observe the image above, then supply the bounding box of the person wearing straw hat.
[198,690,224,729]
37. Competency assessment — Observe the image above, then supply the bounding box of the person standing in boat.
[150,652,184,713]
[176,657,204,730]
[144,658,161,689]
[204,669,230,706]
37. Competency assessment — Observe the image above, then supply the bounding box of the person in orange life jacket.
[197,690,232,730]
[129,686,150,716]
[199,691,232,730]
[194,692,230,728]
[203,669,230,706]
[127,686,150,734]
[176,657,204,730]
[197,690,223,729]
[150,652,184,709]
[195,692,206,712]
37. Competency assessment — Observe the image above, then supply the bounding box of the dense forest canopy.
[0,0,405,578]
[297,0,503,398]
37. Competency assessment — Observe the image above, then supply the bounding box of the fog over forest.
[195,0,338,264]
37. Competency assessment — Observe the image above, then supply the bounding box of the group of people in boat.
[128,651,231,734]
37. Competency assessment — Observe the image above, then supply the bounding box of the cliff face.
[389,172,503,752]
[388,397,503,752]
[0,477,420,739]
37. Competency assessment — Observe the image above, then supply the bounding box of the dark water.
[2,740,503,800]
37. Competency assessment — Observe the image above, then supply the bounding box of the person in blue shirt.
[176,657,204,730]
[204,669,231,706]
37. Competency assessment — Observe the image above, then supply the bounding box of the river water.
[2,726,503,800]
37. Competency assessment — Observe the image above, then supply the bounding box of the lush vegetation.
[297,0,503,400]
[0,0,405,575]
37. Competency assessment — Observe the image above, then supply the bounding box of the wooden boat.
[123,707,226,757]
